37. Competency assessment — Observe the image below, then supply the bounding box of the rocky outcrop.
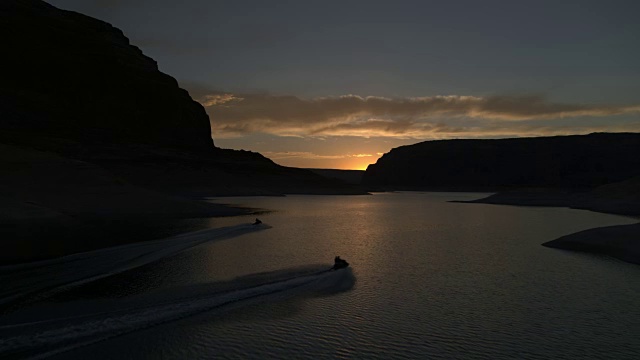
[542,223,640,265]
[463,176,640,217]
[0,0,213,152]
[363,133,640,190]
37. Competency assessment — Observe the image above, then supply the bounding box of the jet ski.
[253,218,262,225]
[332,256,349,270]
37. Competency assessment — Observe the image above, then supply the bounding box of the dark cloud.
[187,89,640,138]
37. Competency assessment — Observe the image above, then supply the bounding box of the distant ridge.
[363,133,640,191]
[307,169,364,185]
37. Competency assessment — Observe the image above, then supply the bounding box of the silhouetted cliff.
[363,133,640,190]
[0,0,364,264]
[1,0,213,152]
[0,0,363,197]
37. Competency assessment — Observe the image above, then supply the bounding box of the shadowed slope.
[0,0,213,152]
[363,133,640,190]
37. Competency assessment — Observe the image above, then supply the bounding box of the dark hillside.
[363,133,640,190]
[0,0,364,197]
[1,0,213,152]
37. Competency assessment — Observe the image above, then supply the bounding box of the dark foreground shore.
[1,141,368,265]
[1,205,254,266]
[0,144,257,265]
[463,187,640,265]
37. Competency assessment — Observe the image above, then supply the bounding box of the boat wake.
[0,266,355,359]
[0,223,268,310]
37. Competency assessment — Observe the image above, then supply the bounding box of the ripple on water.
[17,193,640,359]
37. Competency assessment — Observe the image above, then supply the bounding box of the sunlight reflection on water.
[35,192,640,359]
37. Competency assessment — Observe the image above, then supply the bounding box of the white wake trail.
[0,267,354,359]
[0,223,268,308]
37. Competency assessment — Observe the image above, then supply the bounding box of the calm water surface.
[10,193,640,359]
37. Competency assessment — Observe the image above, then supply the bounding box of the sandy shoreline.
[542,223,640,265]
[464,191,640,265]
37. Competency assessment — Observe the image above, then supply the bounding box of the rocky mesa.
[1,0,213,152]
[363,133,640,191]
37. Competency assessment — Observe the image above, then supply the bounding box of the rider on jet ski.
[333,256,349,270]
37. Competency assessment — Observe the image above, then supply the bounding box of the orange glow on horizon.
[332,157,377,171]
[261,151,381,170]
[273,156,376,170]
[354,163,372,171]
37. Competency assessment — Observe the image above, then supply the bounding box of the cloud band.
[190,90,640,138]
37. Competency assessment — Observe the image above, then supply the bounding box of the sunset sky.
[50,0,640,170]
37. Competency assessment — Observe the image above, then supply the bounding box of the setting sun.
[350,159,376,171]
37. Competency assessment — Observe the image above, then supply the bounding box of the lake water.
[2,192,639,359]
